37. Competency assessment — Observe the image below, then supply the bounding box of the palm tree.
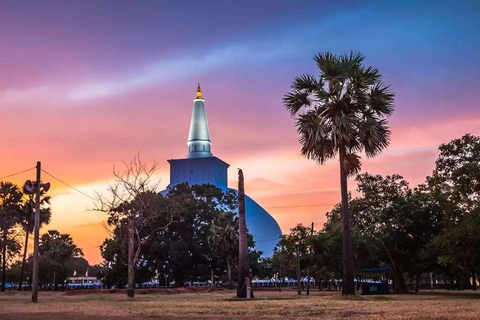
[17,190,51,291]
[237,169,251,298]
[0,182,23,292]
[283,51,394,295]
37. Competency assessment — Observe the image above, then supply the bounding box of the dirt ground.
[1,288,480,320]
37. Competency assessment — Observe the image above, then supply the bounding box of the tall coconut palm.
[237,169,251,298]
[18,190,51,291]
[283,51,394,295]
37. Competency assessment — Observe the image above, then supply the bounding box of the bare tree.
[94,155,173,298]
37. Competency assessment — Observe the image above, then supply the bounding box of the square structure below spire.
[167,156,229,189]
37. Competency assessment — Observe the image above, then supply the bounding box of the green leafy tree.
[100,221,130,288]
[310,223,344,290]
[0,182,23,292]
[326,173,442,293]
[272,242,292,291]
[429,134,480,289]
[272,224,314,292]
[209,211,238,288]
[39,230,84,290]
[159,183,236,286]
[100,183,247,289]
[283,51,395,294]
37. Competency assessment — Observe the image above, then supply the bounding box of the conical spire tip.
[196,83,203,99]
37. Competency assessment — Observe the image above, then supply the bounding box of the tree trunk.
[227,259,233,289]
[296,245,301,296]
[53,271,58,291]
[472,272,477,291]
[61,263,66,291]
[415,275,420,293]
[18,230,29,291]
[382,247,408,294]
[1,227,7,292]
[278,266,282,292]
[127,216,135,298]
[237,169,251,298]
[306,267,310,295]
[391,266,408,293]
[339,146,355,295]
[211,268,214,286]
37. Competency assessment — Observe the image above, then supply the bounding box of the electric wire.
[265,204,324,209]
[0,167,36,180]
[41,169,100,203]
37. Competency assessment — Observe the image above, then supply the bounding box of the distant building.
[165,85,282,256]
[65,276,101,289]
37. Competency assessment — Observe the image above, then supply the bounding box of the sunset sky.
[1,0,479,264]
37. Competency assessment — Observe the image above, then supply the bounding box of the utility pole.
[306,222,314,295]
[296,243,301,296]
[31,161,41,303]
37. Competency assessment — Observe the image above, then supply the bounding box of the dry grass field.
[1,288,480,320]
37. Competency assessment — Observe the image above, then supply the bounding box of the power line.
[265,204,324,209]
[41,169,99,203]
[0,167,36,180]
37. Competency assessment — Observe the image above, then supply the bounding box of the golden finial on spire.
[196,83,203,99]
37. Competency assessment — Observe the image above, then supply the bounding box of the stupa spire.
[196,83,203,99]
[187,84,212,158]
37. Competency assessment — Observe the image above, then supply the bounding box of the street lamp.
[24,161,50,303]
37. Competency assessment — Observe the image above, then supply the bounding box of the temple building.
[166,84,282,256]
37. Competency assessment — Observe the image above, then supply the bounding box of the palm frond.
[368,82,395,116]
[358,117,391,158]
[296,111,336,164]
[314,52,344,83]
[283,91,311,116]
[340,51,364,77]
[342,153,362,177]
[292,74,318,93]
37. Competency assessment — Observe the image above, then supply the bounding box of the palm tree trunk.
[237,169,250,298]
[127,216,135,298]
[18,230,29,291]
[1,227,7,292]
[339,145,355,295]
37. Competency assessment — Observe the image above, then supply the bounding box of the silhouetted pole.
[237,169,251,298]
[306,222,314,295]
[296,243,301,295]
[31,161,41,303]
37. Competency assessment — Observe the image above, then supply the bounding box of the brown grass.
[1,289,479,320]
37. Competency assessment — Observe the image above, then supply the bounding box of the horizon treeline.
[1,133,479,293]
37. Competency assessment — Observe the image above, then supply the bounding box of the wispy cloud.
[68,45,252,100]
